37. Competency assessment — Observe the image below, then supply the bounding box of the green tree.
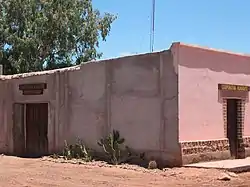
[0,0,116,75]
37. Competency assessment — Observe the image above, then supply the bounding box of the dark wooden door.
[227,99,238,158]
[13,103,25,156]
[26,103,48,157]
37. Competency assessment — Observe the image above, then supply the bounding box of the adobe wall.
[0,50,180,166]
[176,43,250,164]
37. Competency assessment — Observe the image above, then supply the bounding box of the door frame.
[13,102,50,156]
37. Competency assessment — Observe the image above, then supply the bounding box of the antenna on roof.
[150,0,156,53]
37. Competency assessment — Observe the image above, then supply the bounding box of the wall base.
[180,137,250,165]
[180,139,230,165]
[124,149,182,168]
[182,150,231,165]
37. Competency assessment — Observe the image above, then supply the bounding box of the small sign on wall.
[218,84,250,92]
[19,83,47,95]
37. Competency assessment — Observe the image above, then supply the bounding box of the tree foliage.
[0,0,116,74]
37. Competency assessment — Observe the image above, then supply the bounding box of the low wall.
[180,139,230,164]
[181,136,250,164]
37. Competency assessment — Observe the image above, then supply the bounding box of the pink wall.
[176,43,250,141]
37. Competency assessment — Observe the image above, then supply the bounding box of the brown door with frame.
[26,103,48,157]
[227,99,238,158]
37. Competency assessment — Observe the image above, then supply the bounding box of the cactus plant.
[97,130,126,165]
[63,139,92,162]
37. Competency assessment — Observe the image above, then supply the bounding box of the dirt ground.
[0,156,250,187]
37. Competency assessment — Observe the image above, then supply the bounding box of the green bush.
[57,130,144,166]
[63,139,92,162]
[97,130,144,165]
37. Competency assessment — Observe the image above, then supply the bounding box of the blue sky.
[93,0,250,59]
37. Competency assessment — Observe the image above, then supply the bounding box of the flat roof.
[171,42,250,58]
[0,49,167,80]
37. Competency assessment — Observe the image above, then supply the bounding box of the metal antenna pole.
[150,0,156,52]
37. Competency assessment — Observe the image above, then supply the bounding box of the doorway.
[227,99,245,159]
[227,99,237,158]
[13,103,48,157]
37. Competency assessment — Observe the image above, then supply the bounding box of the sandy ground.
[0,156,250,187]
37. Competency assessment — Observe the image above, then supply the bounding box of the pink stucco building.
[175,43,250,164]
[0,42,249,166]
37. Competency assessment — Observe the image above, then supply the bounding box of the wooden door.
[227,99,238,158]
[26,103,48,157]
[13,103,25,156]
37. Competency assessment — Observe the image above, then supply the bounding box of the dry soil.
[0,156,250,187]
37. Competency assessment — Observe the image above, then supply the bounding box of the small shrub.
[63,139,92,162]
[50,153,60,159]
[63,140,72,160]
[97,130,144,165]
